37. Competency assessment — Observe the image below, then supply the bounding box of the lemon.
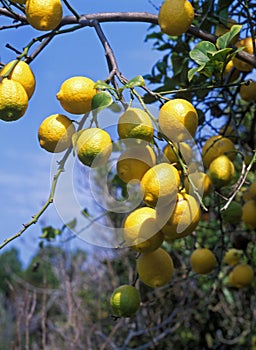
[110,285,141,317]
[117,108,154,142]
[221,201,243,224]
[232,37,256,72]
[116,145,156,183]
[219,124,236,141]
[161,192,200,241]
[38,114,75,153]
[208,155,235,188]
[0,78,28,122]
[163,142,193,169]
[190,248,217,275]
[241,200,256,229]
[202,135,236,168]
[123,207,164,253]
[158,0,194,36]
[240,81,256,102]
[248,182,256,200]
[228,264,254,288]
[184,171,212,197]
[25,0,63,31]
[223,248,243,266]
[140,163,180,208]
[223,60,240,82]
[75,128,112,167]
[56,76,97,114]
[158,99,198,142]
[137,248,174,288]
[0,60,36,99]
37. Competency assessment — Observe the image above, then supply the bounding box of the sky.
[0,0,164,266]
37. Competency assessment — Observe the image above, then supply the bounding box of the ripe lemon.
[110,285,141,317]
[221,201,243,225]
[56,76,97,114]
[0,60,36,99]
[163,142,193,170]
[117,108,154,142]
[248,182,256,200]
[137,248,174,288]
[228,264,254,288]
[208,155,235,188]
[140,163,180,208]
[158,0,194,36]
[232,37,256,72]
[202,135,236,168]
[38,114,75,153]
[25,0,63,31]
[161,192,200,241]
[223,60,240,82]
[223,248,243,266]
[240,81,256,102]
[190,248,217,275]
[0,78,28,122]
[75,128,112,167]
[116,145,156,183]
[158,99,198,142]
[123,207,164,253]
[184,171,212,197]
[241,200,256,229]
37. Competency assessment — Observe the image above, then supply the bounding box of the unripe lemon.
[75,128,112,167]
[228,264,254,288]
[0,60,36,99]
[190,248,217,275]
[241,200,256,229]
[158,0,194,36]
[208,155,235,188]
[56,76,97,114]
[240,81,256,102]
[223,248,243,266]
[137,248,174,288]
[123,207,164,253]
[38,114,75,153]
[25,0,63,31]
[232,37,256,72]
[117,108,154,142]
[110,285,141,317]
[202,135,236,168]
[163,142,193,170]
[158,98,198,142]
[0,78,28,122]
[221,201,243,225]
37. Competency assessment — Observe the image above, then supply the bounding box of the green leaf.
[210,48,232,61]
[188,67,201,82]
[94,80,114,90]
[40,226,61,241]
[81,208,90,218]
[216,24,242,49]
[189,41,216,65]
[64,218,77,230]
[91,91,113,112]
[120,75,145,91]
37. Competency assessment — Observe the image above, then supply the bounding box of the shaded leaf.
[216,24,242,49]
[189,41,216,65]
[188,67,201,82]
[91,91,113,112]
[94,80,114,90]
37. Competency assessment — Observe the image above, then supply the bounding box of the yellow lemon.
[240,81,256,102]
[161,192,200,241]
[117,108,154,142]
[137,248,174,288]
[184,171,212,197]
[241,200,256,229]
[38,114,75,153]
[202,135,236,168]
[56,76,97,114]
[232,37,256,72]
[116,145,156,183]
[0,78,28,122]
[163,142,193,169]
[208,155,235,188]
[75,128,112,167]
[228,264,254,288]
[25,0,63,31]
[190,248,217,275]
[158,0,194,36]
[123,207,164,253]
[223,248,243,266]
[140,163,180,208]
[110,285,141,317]
[221,201,243,224]
[223,60,240,82]
[248,182,256,200]
[0,60,36,99]
[158,99,198,142]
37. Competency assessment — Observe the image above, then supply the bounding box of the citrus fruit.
[221,201,243,224]
[56,76,97,114]
[223,248,243,266]
[163,142,193,169]
[25,0,63,31]
[190,248,217,275]
[38,114,75,153]
[0,60,36,99]
[228,264,254,288]
[116,144,156,183]
[248,182,256,200]
[0,78,28,122]
[219,124,236,141]
[223,60,240,82]
[122,207,164,253]
[161,192,200,241]
[137,248,174,288]
[117,108,154,142]
[110,285,141,317]
[184,171,212,197]
[202,135,236,168]
[75,128,112,167]
[158,98,198,142]
[208,155,235,188]
[158,0,194,36]
[232,37,256,72]
[241,200,256,229]
[140,163,180,208]
[240,81,256,102]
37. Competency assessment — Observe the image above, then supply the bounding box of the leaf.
[189,41,216,65]
[120,75,145,91]
[216,24,242,49]
[188,67,201,82]
[64,218,77,230]
[91,91,113,112]
[40,226,61,241]
[210,48,232,62]
[81,208,90,218]
[94,80,114,90]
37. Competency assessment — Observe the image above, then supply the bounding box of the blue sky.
[0,0,164,265]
